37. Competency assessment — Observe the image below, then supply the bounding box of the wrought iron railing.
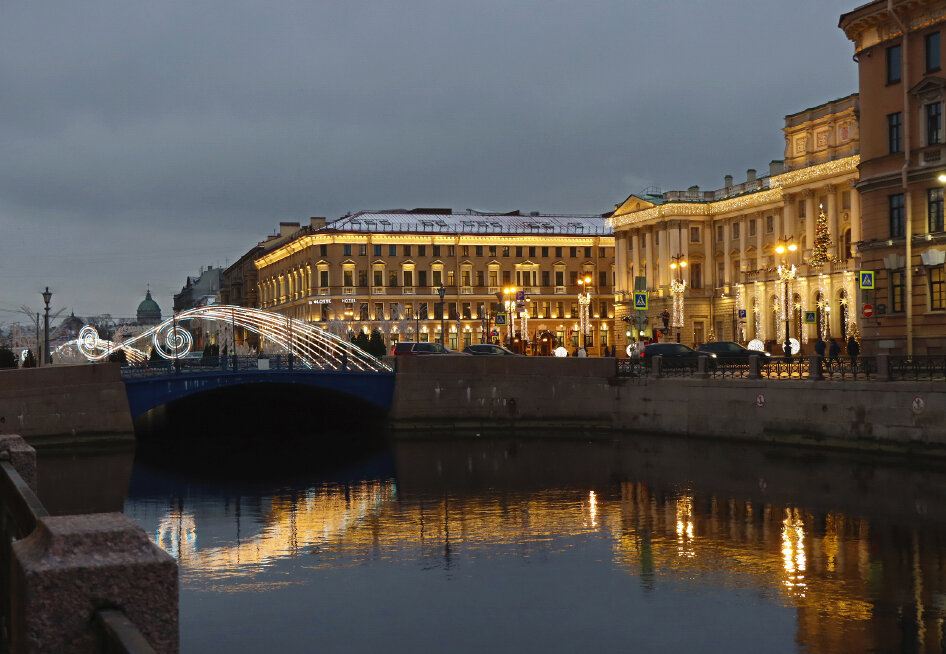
[820,356,876,381]
[709,357,753,379]
[616,358,649,377]
[889,356,946,381]
[760,357,808,379]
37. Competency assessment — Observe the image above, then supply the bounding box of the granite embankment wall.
[389,356,946,454]
[0,364,134,444]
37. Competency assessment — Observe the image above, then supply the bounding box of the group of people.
[572,344,617,357]
[813,335,860,365]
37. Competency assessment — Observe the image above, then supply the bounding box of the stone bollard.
[652,355,662,377]
[876,353,890,381]
[12,513,179,653]
[696,355,708,379]
[808,355,824,381]
[747,355,761,380]
[0,434,37,492]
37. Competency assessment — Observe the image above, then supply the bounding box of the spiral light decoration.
[68,305,392,372]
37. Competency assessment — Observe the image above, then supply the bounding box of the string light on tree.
[808,203,841,267]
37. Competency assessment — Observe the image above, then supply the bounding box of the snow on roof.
[328,210,612,236]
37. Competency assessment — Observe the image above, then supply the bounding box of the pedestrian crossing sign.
[633,292,648,310]
[495,312,507,325]
[859,271,875,289]
[804,311,817,324]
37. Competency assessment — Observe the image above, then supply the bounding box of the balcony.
[343,287,355,295]
[554,286,566,295]
[402,286,415,295]
[318,287,329,296]
[372,287,386,295]
[488,286,499,294]
[461,286,474,295]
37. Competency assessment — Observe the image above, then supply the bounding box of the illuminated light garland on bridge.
[70,305,392,372]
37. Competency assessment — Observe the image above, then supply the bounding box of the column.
[756,211,764,263]
[723,219,732,285]
[631,231,641,287]
[783,194,796,247]
[615,233,628,296]
[658,225,670,288]
[850,184,861,252]
[826,184,839,260]
[645,229,655,289]
[738,216,747,280]
[804,190,816,257]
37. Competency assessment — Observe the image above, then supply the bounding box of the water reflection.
[120,435,946,653]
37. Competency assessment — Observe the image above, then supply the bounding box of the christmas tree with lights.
[808,205,839,266]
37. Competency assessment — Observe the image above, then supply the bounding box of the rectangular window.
[390,303,401,320]
[929,187,944,232]
[516,246,523,257]
[475,246,483,256]
[373,270,383,287]
[321,304,329,321]
[600,300,608,317]
[403,245,411,257]
[343,244,352,256]
[388,245,396,257]
[359,245,367,256]
[403,270,413,287]
[690,227,701,243]
[431,270,441,286]
[585,247,592,258]
[766,215,774,233]
[931,266,946,310]
[462,246,469,257]
[374,303,383,319]
[448,302,457,320]
[690,263,702,289]
[320,245,327,257]
[418,270,427,287]
[599,271,608,287]
[927,32,941,72]
[928,103,943,145]
[418,302,428,319]
[542,270,550,286]
[717,262,725,285]
[891,270,905,312]
[732,223,740,240]
[404,303,414,320]
[358,270,368,286]
[555,247,563,258]
[448,245,455,257]
[890,193,905,237]
[446,270,455,286]
[433,245,441,256]
[476,302,485,317]
[476,271,484,286]
[418,245,426,256]
[502,246,510,257]
[462,302,471,319]
[489,270,498,286]
[360,303,369,321]
[374,245,382,256]
[888,112,903,153]
[542,247,549,258]
[569,271,578,285]
[748,219,757,237]
[502,270,511,284]
[569,302,578,317]
[389,271,397,287]
[887,44,902,83]
[434,302,443,320]
[489,246,497,257]
[344,270,354,286]
[569,247,577,258]
[555,270,564,286]
[529,247,536,257]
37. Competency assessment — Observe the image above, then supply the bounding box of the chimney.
[310,216,327,229]
[746,169,757,183]
[279,222,300,237]
[724,175,733,188]
[769,160,785,176]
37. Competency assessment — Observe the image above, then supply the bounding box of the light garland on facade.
[753,281,765,342]
[578,292,591,338]
[72,306,392,372]
[735,284,746,342]
[670,279,686,329]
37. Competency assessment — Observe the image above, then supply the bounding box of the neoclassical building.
[254,210,615,354]
[609,95,862,356]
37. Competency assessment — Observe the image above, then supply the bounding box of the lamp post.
[438,284,446,346]
[344,306,354,340]
[41,287,52,367]
[669,255,687,343]
[577,275,592,350]
[501,286,517,347]
[775,237,798,359]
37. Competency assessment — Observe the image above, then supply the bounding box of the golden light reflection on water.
[141,477,946,652]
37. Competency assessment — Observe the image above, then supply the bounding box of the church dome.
[136,290,162,325]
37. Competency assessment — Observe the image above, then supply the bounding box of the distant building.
[136,289,162,325]
[174,266,224,312]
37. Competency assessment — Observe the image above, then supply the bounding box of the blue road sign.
[634,292,648,310]
[738,309,747,319]
[804,311,817,324]
[495,313,507,325]
[515,291,525,301]
[859,271,875,289]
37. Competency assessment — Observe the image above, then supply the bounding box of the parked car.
[640,343,715,367]
[462,344,520,356]
[393,342,467,355]
[696,341,771,361]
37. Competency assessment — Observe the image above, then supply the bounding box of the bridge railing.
[0,435,177,653]
[120,353,388,378]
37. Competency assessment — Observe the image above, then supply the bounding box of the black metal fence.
[889,356,946,381]
[616,355,882,381]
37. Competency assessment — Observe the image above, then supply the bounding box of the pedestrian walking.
[847,335,860,365]
[577,346,588,358]
[814,336,826,372]
[828,338,840,365]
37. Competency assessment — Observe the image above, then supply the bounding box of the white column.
[756,211,764,264]
[615,233,628,296]
[658,225,670,288]
[783,196,796,247]
[645,229,655,289]
[723,219,732,285]
[738,216,747,281]
[804,190,816,257]
[631,231,641,287]
[850,185,861,253]
[826,184,839,260]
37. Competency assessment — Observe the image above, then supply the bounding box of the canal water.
[37,433,946,653]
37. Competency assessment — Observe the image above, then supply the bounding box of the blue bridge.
[121,356,396,418]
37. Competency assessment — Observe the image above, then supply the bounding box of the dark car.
[696,341,771,361]
[393,342,467,355]
[462,344,520,356]
[640,343,715,367]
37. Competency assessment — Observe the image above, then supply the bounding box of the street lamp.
[669,255,687,343]
[577,275,592,350]
[41,287,52,367]
[438,284,446,345]
[502,286,517,347]
[775,237,798,359]
[344,306,354,339]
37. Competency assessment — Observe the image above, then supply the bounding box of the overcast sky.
[0,0,858,321]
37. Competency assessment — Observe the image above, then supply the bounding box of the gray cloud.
[0,0,857,317]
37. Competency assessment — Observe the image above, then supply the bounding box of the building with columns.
[609,95,862,356]
[254,209,615,354]
[840,0,946,356]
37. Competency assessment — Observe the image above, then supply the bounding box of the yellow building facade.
[609,96,863,356]
[254,210,615,354]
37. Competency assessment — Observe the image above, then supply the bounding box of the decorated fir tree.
[848,321,861,348]
[808,205,838,266]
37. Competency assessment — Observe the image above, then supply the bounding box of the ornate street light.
[438,284,446,345]
[577,275,592,349]
[502,286,517,347]
[669,255,687,343]
[775,237,798,359]
[41,287,52,367]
